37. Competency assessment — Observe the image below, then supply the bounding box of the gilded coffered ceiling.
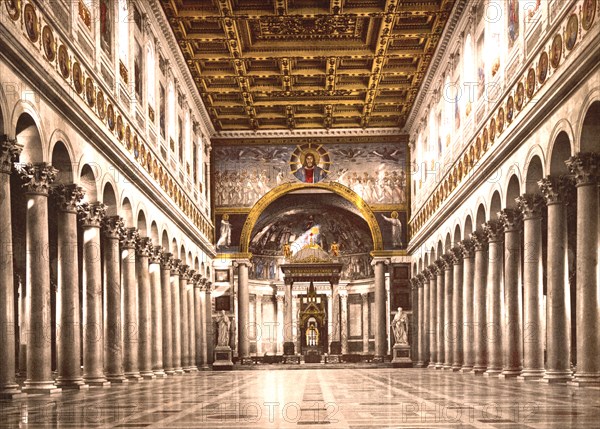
[161,0,456,132]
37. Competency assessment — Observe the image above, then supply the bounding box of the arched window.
[168,81,175,143]
[463,33,474,116]
[146,43,155,107]
[118,0,129,64]
[507,0,520,50]
[428,108,436,171]
[444,75,452,147]
[100,0,112,56]
[185,109,191,163]
[487,0,504,78]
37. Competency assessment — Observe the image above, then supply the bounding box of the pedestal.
[212,346,233,371]
[392,344,412,368]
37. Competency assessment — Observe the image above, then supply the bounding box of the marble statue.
[216,310,231,347]
[392,307,408,345]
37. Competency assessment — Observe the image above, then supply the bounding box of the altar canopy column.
[499,209,523,378]
[52,184,86,390]
[373,258,388,361]
[539,176,574,383]
[516,194,546,381]
[103,216,126,383]
[442,255,453,370]
[149,246,165,377]
[471,231,488,375]
[567,153,600,386]
[276,293,284,354]
[330,279,341,354]
[434,259,445,369]
[236,260,251,363]
[136,237,155,379]
[483,220,504,377]
[205,282,214,364]
[340,287,349,355]
[460,239,475,372]
[187,270,197,371]
[451,247,463,371]
[19,163,61,394]
[255,293,263,355]
[427,266,438,368]
[284,279,294,355]
[160,253,174,374]
[121,227,141,381]
[179,265,191,372]
[361,293,369,354]
[0,139,22,398]
[79,202,110,387]
[171,259,183,374]
[194,275,205,368]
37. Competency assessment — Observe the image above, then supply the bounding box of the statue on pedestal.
[216,310,231,347]
[391,307,408,345]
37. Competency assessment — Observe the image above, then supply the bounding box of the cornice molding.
[213,127,405,142]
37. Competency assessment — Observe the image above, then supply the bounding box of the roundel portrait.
[289,143,331,184]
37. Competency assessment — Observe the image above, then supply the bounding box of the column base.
[140,371,156,380]
[372,355,385,363]
[427,362,437,369]
[173,368,184,375]
[472,366,487,375]
[56,377,89,390]
[106,375,129,384]
[183,367,194,373]
[451,365,462,371]
[541,370,572,383]
[22,381,62,395]
[483,369,502,377]
[153,370,168,378]
[442,364,452,370]
[499,369,522,379]
[0,383,26,399]
[434,363,444,369]
[460,366,473,373]
[567,373,600,387]
[84,378,111,388]
[125,372,142,382]
[517,370,545,381]
[164,369,175,375]
[414,361,427,368]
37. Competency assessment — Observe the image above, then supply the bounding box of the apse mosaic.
[214,142,408,208]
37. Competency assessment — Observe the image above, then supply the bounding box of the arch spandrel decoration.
[239,182,383,253]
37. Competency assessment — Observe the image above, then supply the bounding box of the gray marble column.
[516,194,546,381]
[361,292,369,354]
[284,278,294,355]
[121,227,141,381]
[471,231,488,375]
[539,175,574,383]
[0,140,23,399]
[52,185,87,390]
[340,287,349,355]
[330,279,341,354]
[460,239,475,372]
[442,255,453,370]
[414,278,425,366]
[160,252,174,374]
[193,275,205,369]
[171,259,184,373]
[179,264,191,372]
[236,260,251,363]
[499,209,523,378]
[149,246,166,377]
[276,293,284,354]
[205,282,214,364]
[197,278,209,369]
[255,293,263,355]
[19,163,61,394]
[450,247,463,371]
[483,219,504,377]
[434,259,445,369]
[427,265,438,368]
[410,279,418,364]
[187,270,198,371]
[373,258,388,361]
[79,202,110,387]
[566,154,600,386]
[136,237,155,380]
[418,273,429,366]
[103,216,127,383]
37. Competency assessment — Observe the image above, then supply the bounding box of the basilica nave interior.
[0,0,599,427]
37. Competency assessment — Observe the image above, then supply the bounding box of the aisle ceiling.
[161,0,455,131]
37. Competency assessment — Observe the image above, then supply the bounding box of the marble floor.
[1,368,599,428]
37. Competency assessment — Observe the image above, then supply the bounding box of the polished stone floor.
[1,368,599,428]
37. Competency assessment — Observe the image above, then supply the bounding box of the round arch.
[575,89,600,152]
[239,182,383,253]
[11,103,46,163]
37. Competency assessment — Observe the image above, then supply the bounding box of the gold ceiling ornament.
[239,181,383,253]
[160,0,456,131]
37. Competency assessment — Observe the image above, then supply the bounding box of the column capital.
[370,257,390,267]
[149,245,163,264]
[516,193,545,219]
[17,162,57,195]
[186,269,196,282]
[565,152,599,186]
[0,136,23,174]
[192,273,203,287]
[120,227,139,249]
[416,273,427,285]
[52,184,85,213]
[450,246,464,264]
[470,230,488,250]
[428,263,440,276]
[178,264,190,279]
[233,259,252,268]
[483,219,504,242]
[538,175,575,205]
[205,281,213,293]
[498,208,523,232]
[160,251,173,269]
[135,236,152,256]
[434,258,446,271]
[409,277,420,289]
[78,201,107,228]
[459,238,476,258]
[441,253,454,269]
[103,215,124,239]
